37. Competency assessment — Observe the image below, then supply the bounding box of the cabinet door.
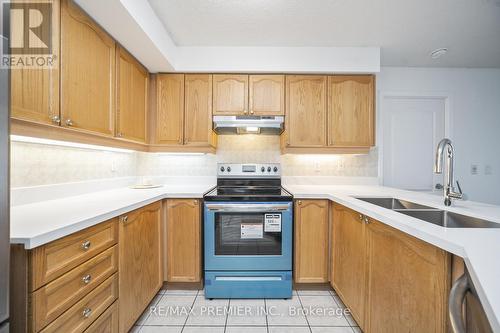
[213,74,248,115]
[155,74,184,145]
[328,75,375,147]
[365,219,449,333]
[60,0,115,136]
[285,75,327,147]
[166,199,201,282]
[10,1,60,125]
[331,205,367,329]
[119,202,162,333]
[116,46,148,143]
[249,75,284,115]
[294,200,329,283]
[184,74,214,147]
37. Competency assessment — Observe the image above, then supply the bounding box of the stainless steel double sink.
[355,197,500,228]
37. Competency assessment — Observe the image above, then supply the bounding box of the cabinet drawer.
[32,246,118,331]
[40,274,118,333]
[83,301,118,333]
[30,219,118,290]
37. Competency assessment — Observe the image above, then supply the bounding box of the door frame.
[377,90,452,186]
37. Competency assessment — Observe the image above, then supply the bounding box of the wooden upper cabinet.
[365,219,449,333]
[249,75,285,115]
[10,0,60,125]
[328,75,375,147]
[285,75,327,147]
[294,200,329,283]
[155,74,184,145]
[60,0,115,136]
[115,46,148,143]
[331,204,368,329]
[166,199,201,282]
[184,74,214,147]
[119,202,162,333]
[213,74,249,115]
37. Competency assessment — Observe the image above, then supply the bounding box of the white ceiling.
[148,0,500,68]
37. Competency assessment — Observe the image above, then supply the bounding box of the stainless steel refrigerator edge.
[0,2,11,332]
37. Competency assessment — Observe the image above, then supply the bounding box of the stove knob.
[273,166,278,172]
[261,166,265,172]
[227,166,231,172]
[220,166,225,172]
[267,166,271,172]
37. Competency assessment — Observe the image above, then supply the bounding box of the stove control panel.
[217,163,281,177]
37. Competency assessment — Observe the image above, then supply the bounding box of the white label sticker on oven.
[264,214,282,232]
[241,223,263,239]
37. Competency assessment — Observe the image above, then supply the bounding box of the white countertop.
[10,183,215,249]
[10,182,500,331]
[285,184,500,333]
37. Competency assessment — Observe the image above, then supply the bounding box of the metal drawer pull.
[216,276,282,281]
[82,308,92,318]
[206,203,290,212]
[120,215,129,223]
[364,216,370,224]
[449,274,468,333]
[82,274,92,284]
[359,214,363,220]
[81,240,91,251]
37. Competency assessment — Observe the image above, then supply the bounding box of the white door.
[382,96,446,191]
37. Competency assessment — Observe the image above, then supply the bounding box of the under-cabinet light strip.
[10,135,135,153]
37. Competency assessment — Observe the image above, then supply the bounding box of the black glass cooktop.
[204,186,292,202]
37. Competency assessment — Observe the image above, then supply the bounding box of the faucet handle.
[456,180,463,194]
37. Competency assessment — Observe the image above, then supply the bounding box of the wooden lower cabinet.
[331,204,451,333]
[118,201,163,333]
[365,219,450,333]
[165,199,201,282]
[294,200,329,283]
[331,204,367,329]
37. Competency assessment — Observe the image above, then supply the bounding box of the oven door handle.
[205,203,290,212]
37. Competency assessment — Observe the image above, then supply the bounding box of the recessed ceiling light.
[430,48,448,59]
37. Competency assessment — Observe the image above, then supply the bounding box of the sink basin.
[399,210,500,228]
[355,197,434,210]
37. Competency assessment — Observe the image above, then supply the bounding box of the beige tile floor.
[130,288,362,333]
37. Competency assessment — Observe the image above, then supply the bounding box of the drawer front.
[31,219,118,290]
[83,301,118,333]
[33,246,118,331]
[40,274,118,333]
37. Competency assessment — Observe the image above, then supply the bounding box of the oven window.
[215,213,282,255]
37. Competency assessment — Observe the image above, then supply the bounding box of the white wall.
[377,67,500,205]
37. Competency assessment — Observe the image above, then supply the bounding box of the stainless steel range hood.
[213,116,284,135]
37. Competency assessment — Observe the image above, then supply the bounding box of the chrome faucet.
[434,138,463,206]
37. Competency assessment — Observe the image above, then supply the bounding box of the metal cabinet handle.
[117,132,123,138]
[359,214,363,221]
[298,200,302,205]
[120,215,129,223]
[364,216,370,224]
[243,110,248,115]
[194,200,198,205]
[449,274,468,333]
[250,110,255,115]
[65,119,74,126]
[82,307,92,318]
[82,274,92,284]
[81,240,91,251]
[50,115,61,124]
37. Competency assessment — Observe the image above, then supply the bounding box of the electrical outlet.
[485,165,493,175]
[470,164,479,175]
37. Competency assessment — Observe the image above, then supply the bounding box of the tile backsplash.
[11,136,378,188]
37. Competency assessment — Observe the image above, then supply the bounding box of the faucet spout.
[434,138,463,206]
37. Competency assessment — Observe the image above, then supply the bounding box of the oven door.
[204,202,292,271]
